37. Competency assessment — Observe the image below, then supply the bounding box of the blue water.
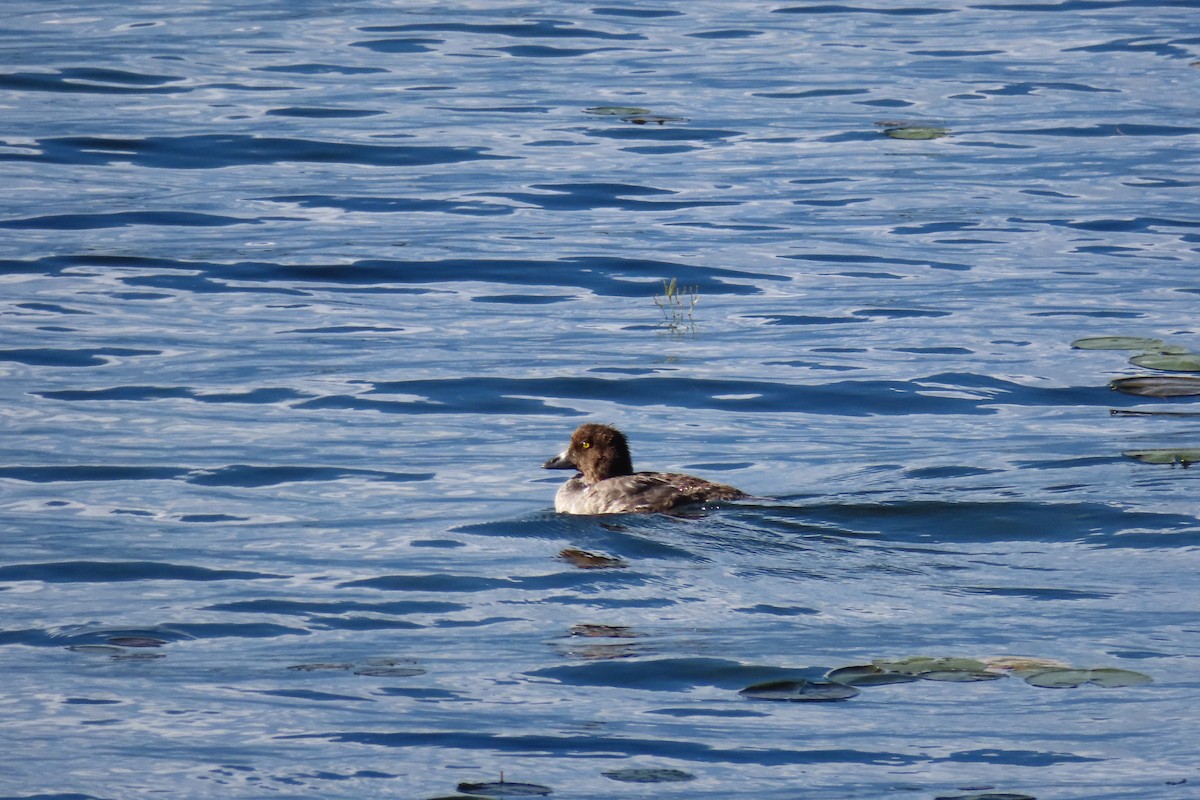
[2,1,1199,798]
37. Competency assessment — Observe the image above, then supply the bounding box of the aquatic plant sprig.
[653,277,699,334]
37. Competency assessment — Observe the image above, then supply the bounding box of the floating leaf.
[1123,448,1200,466]
[884,125,949,140]
[584,106,651,116]
[353,666,426,678]
[570,624,637,638]
[1071,336,1167,350]
[983,656,1069,673]
[558,548,627,569]
[1129,353,1200,372]
[1111,376,1200,397]
[623,115,686,125]
[825,664,919,686]
[739,679,859,702]
[874,656,988,675]
[106,636,167,648]
[601,768,695,783]
[1022,667,1151,689]
[457,781,552,797]
[870,656,1003,682]
[287,662,353,672]
[920,669,1005,682]
[935,793,1036,800]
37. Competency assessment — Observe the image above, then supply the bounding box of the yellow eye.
[581,442,590,449]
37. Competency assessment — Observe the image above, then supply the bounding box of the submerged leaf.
[622,115,686,125]
[107,636,167,648]
[287,662,353,672]
[920,669,1005,682]
[601,768,695,783]
[739,679,859,702]
[1123,448,1200,466]
[1022,667,1151,689]
[353,666,426,677]
[558,548,627,569]
[1110,376,1200,397]
[825,664,919,686]
[1071,336,1167,350]
[884,125,949,140]
[1129,353,1200,372]
[935,793,1036,800]
[457,781,552,797]
[1087,668,1153,687]
[983,656,1069,673]
[874,656,988,675]
[570,624,638,638]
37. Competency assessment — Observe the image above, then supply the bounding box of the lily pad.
[1123,448,1200,466]
[739,679,860,702]
[622,115,686,125]
[601,768,695,783]
[106,636,167,648]
[584,106,651,116]
[884,125,949,140]
[457,781,552,797]
[353,666,426,677]
[570,624,637,638]
[558,548,627,569]
[287,662,353,672]
[1022,667,1151,689]
[1129,352,1200,372]
[1110,375,1200,397]
[935,794,1036,800]
[874,656,987,675]
[825,664,919,687]
[1071,336,1167,350]
[920,669,1005,682]
[983,656,1068,673]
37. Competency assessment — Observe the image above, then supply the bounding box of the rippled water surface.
[3,1,1200,798]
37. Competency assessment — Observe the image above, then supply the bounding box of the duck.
[542,422,746,514]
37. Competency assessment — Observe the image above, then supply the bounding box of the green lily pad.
[106,636,168,648]
[584,106,651,116]
[884,125,949,140]
[1110,375,1200,397]
[1129,352,1200,372]
[457,781,552,797]
[874,656,987,675]
[287,662,353,672]
[920,669,1006,682]
[558,548,627,569]
[870,656,1003,682]
[1123,448,1200,466]
[1071,336,1167,350]
[601,768,695,783]
[739,679,860,702]
[1022,667,1152,689]
[622,115,686,125]
[353,666,426,677]
[825,664,919,686]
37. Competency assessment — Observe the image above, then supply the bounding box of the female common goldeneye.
[542,423,746,514]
